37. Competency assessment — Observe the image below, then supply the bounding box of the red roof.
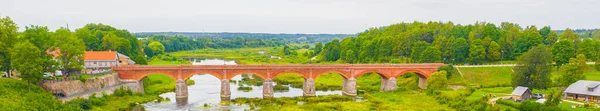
[84,51,118,60]
[46,49,60,58]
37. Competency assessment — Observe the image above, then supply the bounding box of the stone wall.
[41,73,144,101]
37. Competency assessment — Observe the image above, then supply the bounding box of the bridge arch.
[271,71,308,79]
[226,70,268,80]
[354,70,393,79]
[131,71,178,81]
[314,71,350,79]
[395,69,431,78]
[182,70,224,80]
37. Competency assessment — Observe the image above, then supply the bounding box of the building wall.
[118,56,130,65]
[522,90,532,100]
[85,60,119,68]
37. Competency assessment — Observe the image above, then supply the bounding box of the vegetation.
[169,47,313,64]
[512,45,553,90]
[0,78,83,110]
[557,54,588,86]
[134,32,351,45]
[232,89,453,111]
[314,22,600,66]
[10,41,45,91]
[427,71,449,90]
[65,87,159,111]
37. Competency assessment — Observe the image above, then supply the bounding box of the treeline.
[134,32,353,44]
[140,35,287,53]
[316,21,600,64]
[76,24,147,64]
[0,16,148,85]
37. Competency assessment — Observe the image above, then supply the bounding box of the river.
[142,58,342,111]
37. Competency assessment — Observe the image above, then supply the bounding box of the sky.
[1,0,599,34]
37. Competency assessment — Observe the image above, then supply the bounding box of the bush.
[68,99,93,110]
[88,94,107,106]
[113,86,133,97]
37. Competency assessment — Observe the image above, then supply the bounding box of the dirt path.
[562,99,584,105]
[488,96,511,106]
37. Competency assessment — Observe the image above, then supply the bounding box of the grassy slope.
[255,90,454,111]
[459,66,513,86]
[459,65,600,86]
[0,78,83,110]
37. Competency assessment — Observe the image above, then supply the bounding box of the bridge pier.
[263,79,274,98]
[122,80,145,93]
[221,79,231,101]
[342,77,357,96]
[380,78,397,92]
[303,78,316,96]
[418,76,427,89]
[175,79,188,104]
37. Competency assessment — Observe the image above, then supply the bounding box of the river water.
[142,59,342,111]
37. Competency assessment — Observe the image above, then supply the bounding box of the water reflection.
[142,58,342,111]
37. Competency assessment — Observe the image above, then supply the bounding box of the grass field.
[147,58,191,65]
[169,47,313,64]
[458,65,600,87]
[458,67,513,86]
[236,89,454,111]
[465,87,513,101]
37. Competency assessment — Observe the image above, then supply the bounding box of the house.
[117,53,136,65]
[84,51,120,74]
[45,49,63,76]
[564,80,600,103]
[511,86,532,101]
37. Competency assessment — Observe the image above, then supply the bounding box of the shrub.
[113,86,132,97]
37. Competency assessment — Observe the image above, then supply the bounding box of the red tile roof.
[84,51,118,60]
[46,49,60,58]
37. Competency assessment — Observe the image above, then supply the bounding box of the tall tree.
[419,46,441,63]
[11,41,44,91]
[22,25,54,50]
[0,16,18,77]
[468,44,486,64]
[74,28,100,51]
[147,41,165,57]
[22,25,58,73]
[539,26,551,43]
[512,26,543,58]
[593,29,600,40]
[54,28,86,76]
[453,38,469,63]
[558,54,587,86]
[346,50,356,63]
[487,41,501,61]
[512,45,553,90]
[552,40,576,70]
[545,31,559,46]
[560,28,581,52]
[410,41,430,63]
[577,38,598,60]
[314,42,323,55]
[101,34,131,55]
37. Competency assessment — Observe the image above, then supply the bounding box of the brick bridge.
[111,63,445,101]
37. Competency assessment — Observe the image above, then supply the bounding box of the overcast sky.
[1,0,599,34]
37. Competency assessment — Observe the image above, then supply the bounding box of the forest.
[315,21,600,65]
